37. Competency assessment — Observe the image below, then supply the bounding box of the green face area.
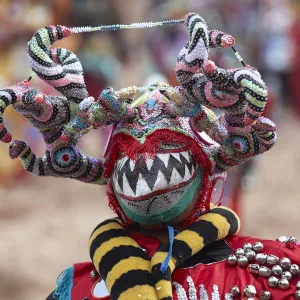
[115,170,203,225]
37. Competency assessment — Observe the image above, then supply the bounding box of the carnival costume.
[1,13,299,300]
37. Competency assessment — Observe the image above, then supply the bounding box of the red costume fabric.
[68,234,300,300]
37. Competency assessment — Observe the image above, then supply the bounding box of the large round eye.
[211,177,225,207]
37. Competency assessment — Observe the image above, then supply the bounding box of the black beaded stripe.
[90,218,121,236]
[20,148,31,160]
[210,207,239,235]
[56,47,62,64]
[46,26,55,44]
[56,25,64,40]
[62,50,72,62]
[216,33,224,47]
[0,95,9,107]
[1,89,17,104]
[28,48,53,68]
[246,111,258,121]
[62,58,79,66]
[44,127,64,144]
[235,73,266,91]
[45,150,66,176]
[76,158,93,180]
[258,132,276,142]
[91,164,104,182]
[0,106,4,113]
[90,229,130,259]
[99,245,150,280]
[63,101,71,123]
[161,298,173,300]
[32,68,79,81]
[245,89,267,105]
[26,155,36,173]
[70,152,83,173]
[38,158,45,176]
[188,17,206,38]
[0,128,7,139]
[225,118,245,128]
[69,96,86,104]
[34,32,51,56]
[247,101,265,113]
[56,82,86,93]
[252,133,260,155]
[151,263,172,284]
[110,270,153,300]
[22,89,39,104]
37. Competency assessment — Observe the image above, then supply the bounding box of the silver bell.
[248,264,260,276]
[266,254,279,266]
[256,253,268,264]
[237,255,249,268]
[268,276,279,288]
[278,278,290,290]
[89,270,99,279]
[230,285,240,297]
[253,242,264,253]
[294,290,300,299]
[290,264,300,276]
[259,266,272,277]
[296,280,300,290]
[243,242,253,251]
[235,248,245,257]
[276,236,288,243]
[259,290,271,300]
[245,250,256,261]
[280,257,291,269]
[282,271,292,281]
[227,254,237,266]
[244,285,257,297]
[285,236,297,249]
[272,265,283,276]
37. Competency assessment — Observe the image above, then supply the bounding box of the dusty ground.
[0,112,299,299]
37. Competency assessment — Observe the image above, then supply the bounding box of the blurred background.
[0,0,300,299]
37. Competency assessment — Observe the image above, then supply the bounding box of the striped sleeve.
[89,218,158,300]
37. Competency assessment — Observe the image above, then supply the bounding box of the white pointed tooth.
[181,151,190,163]
[145,157,154,171]
[122,174,136,197]
[135,173,152,197]
[183,165,191,182]
[156,153,170,168]
[117,157,128,171]
[154,170,168,190]
[170,152,181,162]
[170,168,183,186]
[129,159,136,172]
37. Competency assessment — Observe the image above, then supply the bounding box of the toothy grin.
[112,151,197,200]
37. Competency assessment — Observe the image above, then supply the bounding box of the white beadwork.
[172,282,188,300]
[199,284,209,300]
[187,276,198,300]
[212,284,220,300]
[173,277,223,300]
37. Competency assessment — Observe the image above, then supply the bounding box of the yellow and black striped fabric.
[89,218,158,300]
[151,206,240,299]
[89,206,240,300]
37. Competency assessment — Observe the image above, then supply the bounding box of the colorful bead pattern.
[175,13,276,172]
